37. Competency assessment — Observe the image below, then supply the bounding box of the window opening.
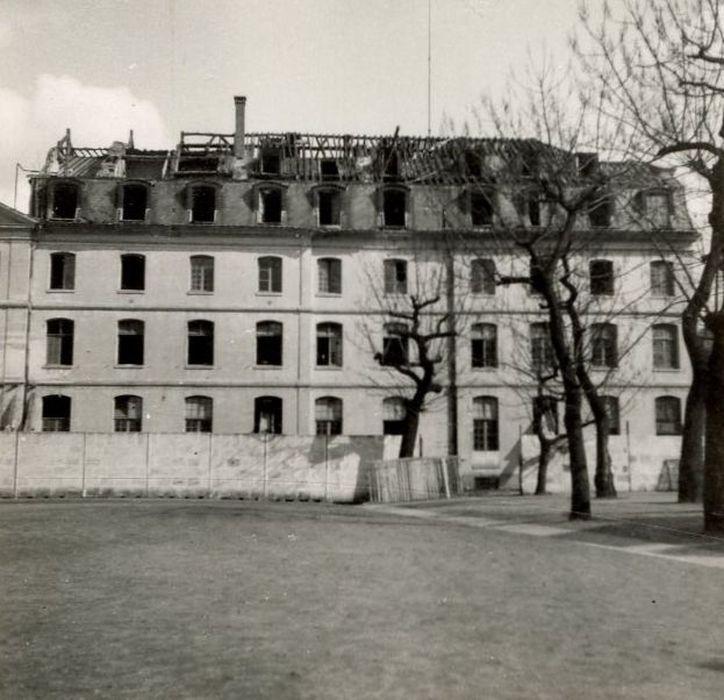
[653,324,679,369]
[315,397,343,435]
[473,397,499,451]
[46,318,74,366]
[118,319,145,365]
[42,395,71,432]
[318,190,341,226]
[383,189,406,228]
[382,323,409,366]
[471,323,497,368]
[260,188,282,224]
[316,323,343,367]
[590,323,618,368]
[650,261,675,297]
[256,321,282,366]
[114,395,142,432]
[50,252,75,290]
[121,184,148,221]
[384,259,407,294]
[590,259,614,296]
[51,183,79,220]
[318,258,342,294]
[471,258,496,295]
[188,320,214,365]
[185,396,212,432]
[121,254,145,291]
[254,396,283,434]
[190,255,214,292]
[258,256,282,293]
[655,396,681,435]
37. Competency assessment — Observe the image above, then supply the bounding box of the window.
[254,396,283,434]
[602,395,620,435]
[120,183,148,221]
[114,395,142,432]
[261,149,281,175]
[653,324,679,369]
[46,318,74,366]
[384,259,407,294]
[318,190,341,226]
[471,258,496,295]
[318,258,342,294]
[320,159,339,181]
[49,252,75,290]
[588,196,612,228]
[188,320,214,366]
[645,192,671,229]
[650,260,675,297]
[382,189,406,228]
[51,182,79,220]
[256,321,282,366]
[471,323,497,368]
[529,259,545,296]
[655,396,682,435]
[381,323,409,366]
[473,397,499,451]
[185,396,212,432]
[120,254,145,291]
[259,187,283,224]
[382,397,407,435]
[190,255,214,293]
[470,191,494,227]
[258,256,282,293]
[42,395,71,432]
[315,397,343,435]
[590,323,618,368]
[189,185,216,223]
[530,322,555,373]
[590,259,614,296]
[117,319,144,366]
[533,396,559,435]
[316,323,343,367]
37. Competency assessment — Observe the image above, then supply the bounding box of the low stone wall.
[0,432,386,503]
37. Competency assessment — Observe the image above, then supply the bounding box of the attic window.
[261,149,281,175]
[382,188,406,228]
[121,183,148,221]
[189,185,216,223]
[576,152,599,177]
[588,196,612,228]
[320,159,339,181]
[318,190,341,226]
[51,182,79,220]
[260,187,283,224]
[471,191,493,227]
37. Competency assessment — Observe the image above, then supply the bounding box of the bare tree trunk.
[593,419,615,498]
[704,313,724,533]
[535,440,552,495]
[564,386,591,519]
[399,404,421,458]
[678,369,706,503]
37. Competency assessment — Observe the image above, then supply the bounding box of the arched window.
[590,323,618,368]
[258,256,282,293]
[50,181,80,220]
[316,323,343,367]
[190,255,214,292]
[117,319,145,365]
[188,320,214,366]
[471,323,497,368]
[187,184,217,223]
[655,396,681,435]
[381,323,409,366]
[317,257,342,294]
[46,318,74,366]
[254,396,283,434]
[120,254,145,291]
[114,395,142,432]
[42,395,71,432]
[185,396,213,432]
[257,185,286,224]
[473,397,499,451]
[652,324,679,369]
[382,397,406,435]
[119,183,149,221]
[256,321,283,366]
[49,252,75,290]
[315,397,343,435]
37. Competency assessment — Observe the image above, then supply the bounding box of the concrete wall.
[0,432,384,502]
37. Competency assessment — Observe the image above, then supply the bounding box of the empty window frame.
[258,256,282,293]
[46,318,74,366]
[316,323,343,367]
[589,259,614,296]
[260,149,281,175]
[529,259,545,296]
[590,323,618,368]
[320,159,339,181]
[470,191,494,227]
[382,188,407,228]
[318,189,341,226]
[652,324,679,369]
[471,258,496,295]
[530,322,555,373]
[117,319,145,365]
[120,254,145,291]
[533,395,559,436]
[471,323,497,368]
[382,397,407,435]
[190,255,214,293]
[187,320,214,366]
[473,396,499,451]
[318,257,342,295]
[254,396,283,434]
[51,182,79,220]
[189,185,216,223]
[602,395,621,435]
[650,260,675,297]
[259,187,283,224]
[315,396,343,435]
[114,395,142,432]
[381,323,409,366]
[384,259,407,295]
[256,321,283,366]
[49,252,75,290]
[588,196,612,228]
[42,394,71,432]
[655,396,682,435]
[120,183,148,221]
[185,396,213,432]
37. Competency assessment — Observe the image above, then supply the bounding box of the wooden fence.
[368,456,461,503]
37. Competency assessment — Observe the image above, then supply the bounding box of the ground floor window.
[185,396,213,432]
[114,395,142,432]
[382,397,406,435]
[473,396,498,451]
[315,397,342,435]
[254,396,282,434]
[42,395,71,432]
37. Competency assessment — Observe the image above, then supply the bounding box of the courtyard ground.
[1,492,723,699]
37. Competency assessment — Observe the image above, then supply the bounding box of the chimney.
[234,95,246,158]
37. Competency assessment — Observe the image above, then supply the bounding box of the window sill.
[119,219,147,224]
[256,291,283,297]
[187,290,214,296]
[470,292,496,297]
[471,366,498,371]
[254,364,283,370]
[319,224,342,229]
[315,365,343,370]
[651,294,676,300]
[114,364,145,369]
[43,364,73,369]
[185,364,215,369]
[652,367,681,372]
[188,221,216,226]
[117,289,145,295]
[316,292,342,298]
[259,221,284,226]
[46,289,75,293]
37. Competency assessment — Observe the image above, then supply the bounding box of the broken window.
[590,322,618,368]
[258,256,282,293]
[187,320,214,366]
[254,396,283,434]
[121,183,148,221]
[655,396,681,435]
[46,318,74,366]
[381,323,409,366]
[120,254,145,291]
[260,149,281,175]
[315,397,343,435]
[653,324,679,369]
[382,397,406,435]
[256,321,282,366]
[471,323,497,368]
[259,187,283,224]
[318,189,341,226]
[589,259,614,296]
[650,260,675,296]
[384,259,407,295]
[117,319,145,366]
[318,257,342,294]
[320,159,339,181]
[316,323,343,367]
[471,191,494,227]
[185,396,212,432]
[530,322,555,374]
[471,258,496,295]
[190,255,214,292]
[473,396,499,451]
[49,252,75,290]
[189,185,216,223]
[382,189,406,228]
[42,394,71,432]
[114,395,142,432]
[588,196,612,228]
[602,395,620,435]
[51,182,79,220]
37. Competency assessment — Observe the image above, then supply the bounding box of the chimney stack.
[234,96,246,158]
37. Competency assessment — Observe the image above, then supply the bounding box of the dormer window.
[381,187,407,228]
[471,190,494,227]
[320,159,339,181]
[258,185,285,225]
[588,195,612,228]
[120,183,149,222]
[188,184,217,223]
[316,188,342,227]
[51,182,80,220]
[260,149,281,176]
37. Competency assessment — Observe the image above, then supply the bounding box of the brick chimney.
[234,96,246,158]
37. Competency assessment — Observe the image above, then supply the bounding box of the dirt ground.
[1,495,723,699]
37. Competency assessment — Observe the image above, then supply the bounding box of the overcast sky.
[0,0,584,211]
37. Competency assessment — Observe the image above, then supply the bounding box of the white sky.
[0,0,584,211]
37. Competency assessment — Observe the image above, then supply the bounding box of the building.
[0,97,698,491]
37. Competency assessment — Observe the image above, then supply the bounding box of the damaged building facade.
[0,97,698,490]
